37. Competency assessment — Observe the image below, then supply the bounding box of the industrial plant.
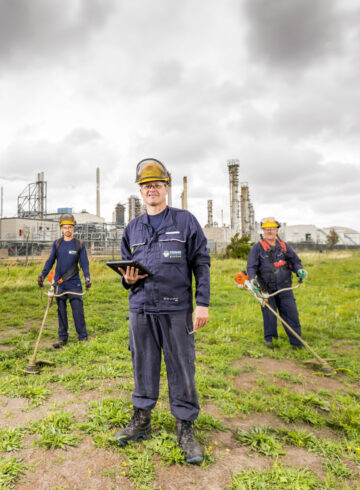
[1,159,358,258]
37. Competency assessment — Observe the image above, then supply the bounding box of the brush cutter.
[24,271,86,374]
[234,271,335,376]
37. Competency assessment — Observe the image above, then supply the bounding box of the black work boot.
[52,340,67,349]
[114,407,152,445]
[176,419,203,464]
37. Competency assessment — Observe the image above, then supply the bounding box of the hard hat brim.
[60,221,76,226]
[261,223,280,228]
[138,177,170,185]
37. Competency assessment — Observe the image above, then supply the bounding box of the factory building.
[0,217,59,242]
[283,225,360,246]
[202,160,256,251]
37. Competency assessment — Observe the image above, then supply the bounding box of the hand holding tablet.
[106,261,151,285]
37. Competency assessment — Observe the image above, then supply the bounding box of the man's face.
[61,225,75,238]
[263,227,278,240]
[140,181,168,207]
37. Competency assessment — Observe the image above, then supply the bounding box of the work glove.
[250,278,260,293]
[297,269,307,280]
[85,277,92,290]
[37,274,44,288]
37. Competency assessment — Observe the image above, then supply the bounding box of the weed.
[323,458,354,479]
[28,411,80,449]
[144,430,185,466]
[195,412,228,431]
[151,407,175,432]
[123,447,156,488]
[0,455,26,488]
[0,427,24,452]
[230,462,320,489]
[80,398,131,434]
[235,426,285,456]
[272,371,304,384]
[0,375,49,407]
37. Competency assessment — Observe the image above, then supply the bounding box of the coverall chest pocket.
[259,251,274,272]
[159,237,187,264]
[130,240,147,260]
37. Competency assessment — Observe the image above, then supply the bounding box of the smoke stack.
[167,172,172,207]
[96,167,100,217]
[181,176,188,210]
[207,200,213,227]
[227,159,240,233]
[0,186,3,218]
[241,182,249,236]
[36,172,45,217]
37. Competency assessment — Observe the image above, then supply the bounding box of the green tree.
[326,228,339,247]
[225,233,253,259]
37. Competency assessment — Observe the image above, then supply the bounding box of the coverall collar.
[137,206,175,233]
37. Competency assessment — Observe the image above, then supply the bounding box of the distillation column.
[227,159,240,233]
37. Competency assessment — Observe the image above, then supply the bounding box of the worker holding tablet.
[114,158,210,464]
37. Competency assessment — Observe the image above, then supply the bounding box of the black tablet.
[106,260,152,277]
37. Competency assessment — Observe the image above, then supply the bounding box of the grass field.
[0,251,359,489]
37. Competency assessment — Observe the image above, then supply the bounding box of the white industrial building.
[284,225,360,246]
[0,217,59,242]
[322,227,360,246]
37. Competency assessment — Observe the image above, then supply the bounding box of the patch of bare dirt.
[0,385,128,430]
[233,357,345,392]
[155,443,272,490]
[16,436,133,490]
[280,446,326,478]
[233,371,258,392]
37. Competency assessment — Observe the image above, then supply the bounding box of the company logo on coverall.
[163,250,182,259]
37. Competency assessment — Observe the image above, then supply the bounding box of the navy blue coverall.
[121,206,210,421]
[41,239,90,341]
[247,240,303,346]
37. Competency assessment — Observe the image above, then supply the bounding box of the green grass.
[230,463,321,489]
[0,455,26,488]
[0,252,360,487]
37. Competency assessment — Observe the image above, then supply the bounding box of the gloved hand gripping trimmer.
[234,271,335,376]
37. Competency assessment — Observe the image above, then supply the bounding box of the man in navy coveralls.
[114,158,210,464]
[37,213,91,348]
[247,217,307,349]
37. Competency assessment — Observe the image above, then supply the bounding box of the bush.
[225,233,252,259]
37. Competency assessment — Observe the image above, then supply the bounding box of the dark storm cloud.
[0,0,115,68]
[243,0,343,69]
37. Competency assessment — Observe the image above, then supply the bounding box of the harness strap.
[259,238,288,269]
[54,237,82,285]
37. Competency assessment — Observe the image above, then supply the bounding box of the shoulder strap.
[74,238,82,254]
[53,238,81,285]
[259,239,271,252]
[55,237,63,257]
[276,238,287,253]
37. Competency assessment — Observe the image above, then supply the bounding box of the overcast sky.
[0,0,359,230]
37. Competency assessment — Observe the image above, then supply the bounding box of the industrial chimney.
[241,182,249,237]
[181,176,188,210]
[167,171,172,207]
[207,200,213,227]
[96,167,100,217]
[227,159,240,233]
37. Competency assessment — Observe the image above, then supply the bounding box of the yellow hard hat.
[59,213,76,227]
[135,158,171,185]
[261,217,280,228]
